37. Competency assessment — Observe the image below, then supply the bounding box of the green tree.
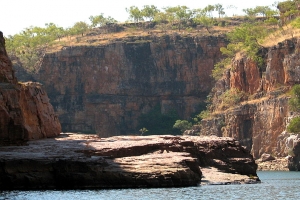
[215,3,225,18]
[287,117,300,133]
[126,6,144,23]
[278,0,300,19]
[289,84,300,111]
[89,14,117,27]
[70,21,90,36]
[173,120,192,133]
[44,23,65,41]
[287,85,300,134]
[243,8,257,18]
[154,12,170,32]
[89,14,106,27]
[212,22,268,82]
[203,4,215,18]
[193,14,214,33]
[106,16,118,24]
[254,6,272,17]
[226,22,267,62]
[5,24,64,72]
[141,5,160,21]
[164,6,192,31]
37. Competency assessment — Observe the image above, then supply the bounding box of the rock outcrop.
[0,31,61,144]
[30,35,227,136]
[201,38,300,159]
[0,134,259,189]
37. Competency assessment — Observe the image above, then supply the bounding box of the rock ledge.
[0,134,259,189]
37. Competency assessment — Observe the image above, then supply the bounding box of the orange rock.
[0,31,61,144]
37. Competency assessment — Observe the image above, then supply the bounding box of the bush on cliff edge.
[288,84,300,134]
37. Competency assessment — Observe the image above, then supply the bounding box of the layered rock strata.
[201,38,300,159]
[0,134,259,189]
[0,31,61,144]
[32,35,227,136]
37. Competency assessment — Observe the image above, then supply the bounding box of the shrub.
[287,116,300,133]
[289,84,300,111]
[173,120,192,132]
[197,110,211,120]
[219,89,246,109]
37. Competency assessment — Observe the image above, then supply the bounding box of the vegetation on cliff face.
[199,0,300,121]
[288,85,300,133]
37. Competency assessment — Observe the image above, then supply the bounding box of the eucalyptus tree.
[89,14,117,27]
[126,6,144,23]
[44,23,65,41]
[203,4,215,18]
[214,4,225,18]
[192,8,214,33]
[89,14,106,27]
[141,5,160,21]
[243,8,257,18]
[154,12,170,32]
[70,21,90,36]
[164,6,192,31]
[254,6,275,17]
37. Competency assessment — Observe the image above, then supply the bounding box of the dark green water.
[1,171,300,200]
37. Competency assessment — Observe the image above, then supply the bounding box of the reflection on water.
[1,171,300,200]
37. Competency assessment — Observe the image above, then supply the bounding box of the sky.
[1,0,283,36]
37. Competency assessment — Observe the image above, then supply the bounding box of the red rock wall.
[201,38,300,159]
[35,35,227,136]
[0,31,61,144]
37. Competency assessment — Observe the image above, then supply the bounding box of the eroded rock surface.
[201,38,300,160]
[30,35,227,136]
[0,31,61,144]
[287,135,300,171]
[0,134,259,189]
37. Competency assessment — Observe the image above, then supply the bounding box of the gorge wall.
[32,35,227,136]
[0,31,61,144]
[201,38,300,159]
[13,30,300,160]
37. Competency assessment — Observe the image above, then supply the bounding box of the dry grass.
[262,25,300,47]
[46,24,236,53]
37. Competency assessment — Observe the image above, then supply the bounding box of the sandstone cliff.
[0,31,61,144]
[201,38,300,159]
[33,35,227,136]
[0,134,258,189]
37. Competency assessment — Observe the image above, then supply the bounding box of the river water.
[1,171,300,200]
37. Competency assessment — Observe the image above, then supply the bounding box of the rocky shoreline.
[0,134,259,190]
[257,157,289,171]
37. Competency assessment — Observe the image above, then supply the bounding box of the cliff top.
[47,20,235,53]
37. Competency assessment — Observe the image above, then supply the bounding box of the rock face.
[201,38,300,159]
[0,134,259,189]
[288,140,300,171]
[31,35,227,136]
[0,31,61,144]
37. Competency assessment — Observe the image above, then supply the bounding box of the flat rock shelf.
[0,133,260,189]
